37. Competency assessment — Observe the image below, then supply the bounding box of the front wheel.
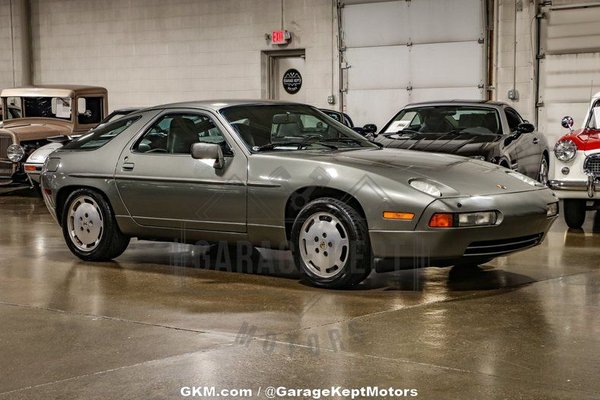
[563,199,586,229]
[538,156,549,185]
[291,198,372,289]
[61,189,130,261]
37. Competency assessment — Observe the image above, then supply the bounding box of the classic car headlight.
[507,171,542,187]
[554,140,577,162]
[409,179,442,197]
[6,144,25,162]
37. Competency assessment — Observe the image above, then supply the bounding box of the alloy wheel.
[299,211,350,279]
[67,195,104,252]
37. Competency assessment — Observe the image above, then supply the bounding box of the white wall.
[29,0,338,111]
[494,0,537,122]
[0,0,30,90]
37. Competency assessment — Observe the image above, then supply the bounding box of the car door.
[505,107,542,177]
[114,110,247,232]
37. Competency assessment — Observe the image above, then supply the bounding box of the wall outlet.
[327,95,335,105]
[508,89,519,101]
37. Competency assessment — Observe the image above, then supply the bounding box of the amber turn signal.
[24,165,37,172]
[383,211,415,220]
[429,213,454,228]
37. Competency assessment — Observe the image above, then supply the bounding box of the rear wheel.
[563,199,586,229]
[291,198,371,288]
[61,189,130,261]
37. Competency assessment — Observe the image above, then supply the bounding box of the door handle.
[122,162,135,171]
[532,138,539,144]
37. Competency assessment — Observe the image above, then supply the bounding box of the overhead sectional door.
[341,0,486,127]
[538,2,600,146]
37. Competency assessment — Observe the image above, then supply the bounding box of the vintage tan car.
[0,85,108,185]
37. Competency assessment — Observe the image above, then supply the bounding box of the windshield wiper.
[382,129,421,137]
[252,140,338,152]
[317,137,366,145]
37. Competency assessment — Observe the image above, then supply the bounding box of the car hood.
[0,120,71,142]
[375,131,500,157]
[268,148,542,197]
[25,142,64,164]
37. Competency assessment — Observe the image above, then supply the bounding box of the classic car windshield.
[587,100,600,129]
[3,96,72,121]
[383,106,501,136]
[220,104,375,151]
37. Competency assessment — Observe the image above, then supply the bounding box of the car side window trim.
[129,110,235,157]
[504,107,523,132]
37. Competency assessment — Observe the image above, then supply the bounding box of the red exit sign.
[271,30,291,45]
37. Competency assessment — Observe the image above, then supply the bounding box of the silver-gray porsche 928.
[40,100,559,288]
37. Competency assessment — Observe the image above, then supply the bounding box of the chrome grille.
[584,155,600,177]
[0,136,12,160]
[464,233,543,257]
[0,135,14,178]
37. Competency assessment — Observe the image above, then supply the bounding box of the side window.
[64,115,141,150]
[134,113,231,155]
[505,108,523,132]
[78,97,104,125]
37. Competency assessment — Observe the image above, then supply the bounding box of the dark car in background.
[374,100,549,183]
[319,108,377,136]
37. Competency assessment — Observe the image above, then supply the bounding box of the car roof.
[404,99,507,108]
[0,85,107,98]
[143,99,308,112]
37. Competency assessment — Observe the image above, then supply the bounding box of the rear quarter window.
[63,115,141,150]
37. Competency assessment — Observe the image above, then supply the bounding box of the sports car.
[41,100,558,288]
[549,91,600,228]
[374,101,549,183]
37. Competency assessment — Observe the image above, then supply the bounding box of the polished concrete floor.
[0,190,599,399]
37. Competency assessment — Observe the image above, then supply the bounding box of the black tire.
[61,188,130,261]
[291,197,371,288]
[563,199,586,229]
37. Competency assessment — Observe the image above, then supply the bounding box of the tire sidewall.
[563,199,586,229]
[291,199,371,288]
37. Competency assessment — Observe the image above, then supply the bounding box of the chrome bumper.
[549,176,598,197]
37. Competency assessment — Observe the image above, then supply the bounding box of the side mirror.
[561,116,574,132]
[517,122,535,134]
[362,124,378,134]
[191,143,224,169]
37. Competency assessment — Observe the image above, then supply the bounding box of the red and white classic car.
[549,92,600,228]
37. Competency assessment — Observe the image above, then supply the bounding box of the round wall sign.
[282,69,302,94]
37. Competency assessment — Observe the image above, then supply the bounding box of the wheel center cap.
[320,241,326,250]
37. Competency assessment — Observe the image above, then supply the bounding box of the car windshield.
[383,106,501,136]
[3,96,73,121]
[63,115,141,150]
[220,104,376,152]
[587,99,600,129]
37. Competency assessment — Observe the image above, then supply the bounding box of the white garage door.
[341,0,486,128]
[538,2,600,146]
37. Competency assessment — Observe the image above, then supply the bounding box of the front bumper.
[548,178,599,198]
[369,189,558,271]
[24,162,43,183]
